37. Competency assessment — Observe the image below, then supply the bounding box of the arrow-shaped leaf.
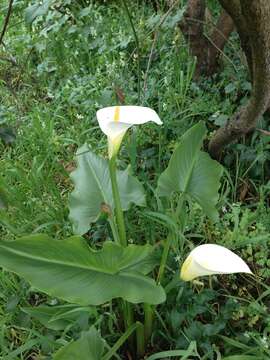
[0,235,165,305]
[69,144,145,235]
[157,122,223,221]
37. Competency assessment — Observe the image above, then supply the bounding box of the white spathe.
[180,244,252,281]
[96,106,162,158]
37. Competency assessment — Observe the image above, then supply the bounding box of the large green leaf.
[53,327,105,360]
[157,122,223,221]
[0,235,165,305]
[69,144,145,234]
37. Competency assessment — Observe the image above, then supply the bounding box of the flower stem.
[123,296,135,352]
[108,155,135,350]
[136,321,145,358]
[125,301,134,328]
[109,155,127,247]
[144,303,153,343]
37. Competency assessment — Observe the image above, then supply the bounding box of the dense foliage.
[0,1,270,359]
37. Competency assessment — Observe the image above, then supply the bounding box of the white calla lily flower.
[180,244,252,281]
[96,106,162,158]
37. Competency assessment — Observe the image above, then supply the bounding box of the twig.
[256,128,270,136]
[0,0,14,45]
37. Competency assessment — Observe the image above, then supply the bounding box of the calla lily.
[96,106,162,158]
[180,244,252,281]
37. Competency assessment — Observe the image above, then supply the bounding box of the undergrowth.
[0,1,270,359]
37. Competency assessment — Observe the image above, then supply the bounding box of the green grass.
[1,1,270,359]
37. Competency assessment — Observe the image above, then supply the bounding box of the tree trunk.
[179,0,234,77]
[209,0,270,159]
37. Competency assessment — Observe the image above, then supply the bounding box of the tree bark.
[207,10,234,74]
[179,0,234,77]
[179,0,207,77]
[218,0,253,80]
[209,0,270,158]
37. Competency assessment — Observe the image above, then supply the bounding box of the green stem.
[109,156,127,247]
[124,301,134,329]
[108,218,120,244]
[144,303,153,343]
[121,0,141,103]
[124,301,135,353]
[136,321,145,358]
[108,155,135,351]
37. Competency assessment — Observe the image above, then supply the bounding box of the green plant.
[1,1,268,358]
[0,103,254,358]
